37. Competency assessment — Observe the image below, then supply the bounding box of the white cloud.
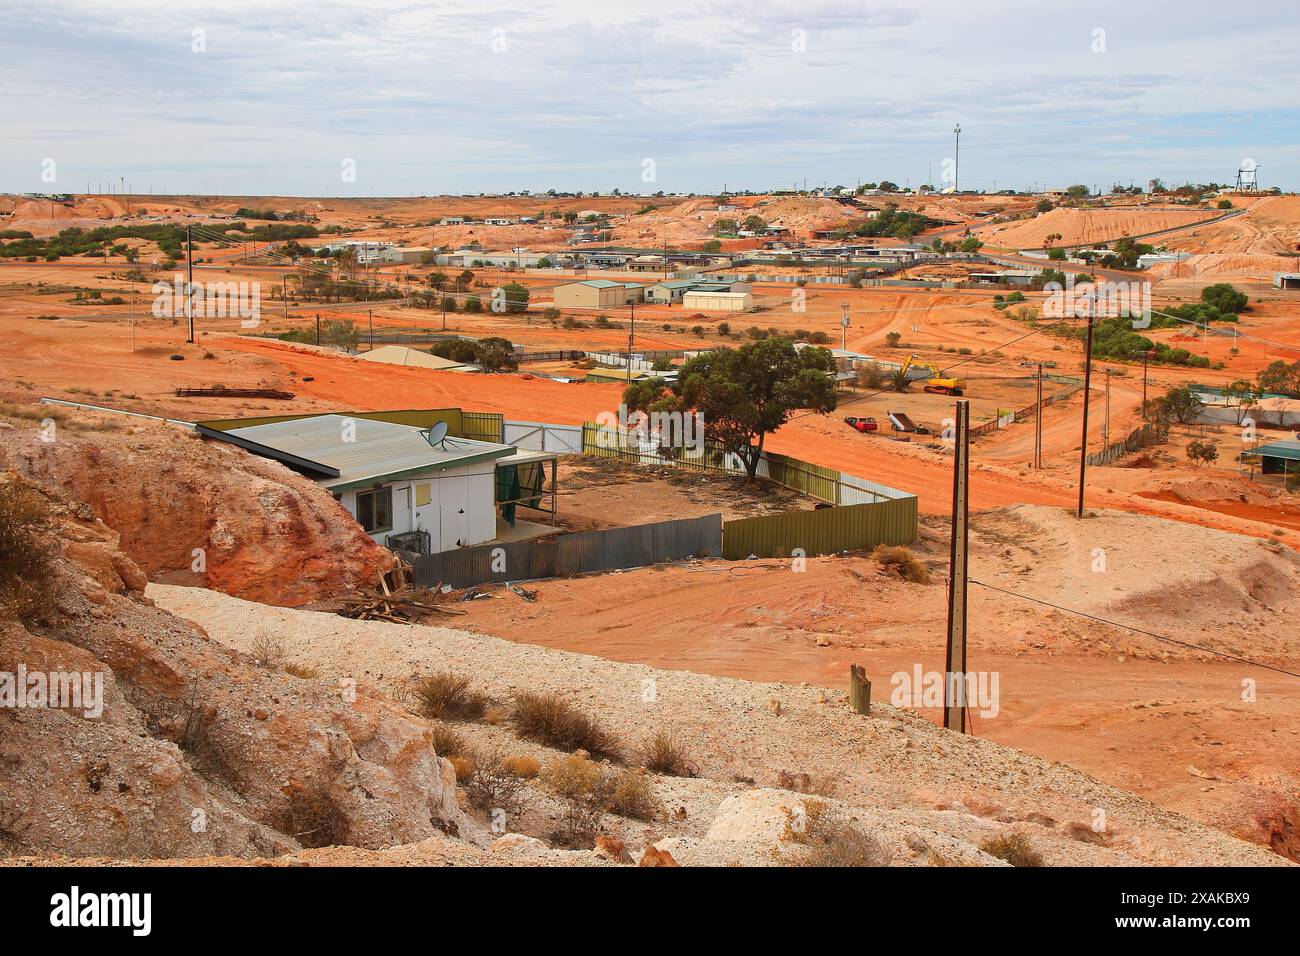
[1,0,1298,193]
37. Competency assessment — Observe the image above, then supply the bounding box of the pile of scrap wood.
[336,562,465,623]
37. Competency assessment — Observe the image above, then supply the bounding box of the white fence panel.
[503,420,584,454]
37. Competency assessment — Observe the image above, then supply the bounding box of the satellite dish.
[423,421,449,447]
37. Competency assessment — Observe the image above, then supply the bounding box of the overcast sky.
[3,0,1297,196]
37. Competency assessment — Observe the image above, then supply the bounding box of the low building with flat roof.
[551,279,644,309]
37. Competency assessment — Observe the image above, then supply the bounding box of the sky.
[2,0,1298,196]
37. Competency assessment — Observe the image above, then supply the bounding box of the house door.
[437,476,469,550]
[392,485,412,537]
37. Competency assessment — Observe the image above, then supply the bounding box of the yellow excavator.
[900,354,967,396]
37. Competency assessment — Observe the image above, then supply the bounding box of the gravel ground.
[149,583,1290,867]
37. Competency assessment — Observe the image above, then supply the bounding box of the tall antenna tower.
[1235,161,1260,193]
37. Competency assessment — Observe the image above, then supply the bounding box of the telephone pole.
[626,298,637,383]
[1034,362,1043,469]
[1077,290,1097,518]
[1103,367,1111,442]
[185,225,195,344]
[944,399,971,734]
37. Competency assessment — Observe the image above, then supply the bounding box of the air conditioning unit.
[386,530,430,556]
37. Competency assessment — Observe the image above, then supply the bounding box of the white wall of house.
[334,461,498,551]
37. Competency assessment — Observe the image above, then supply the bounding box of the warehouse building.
[682,289,752,311]
[551,279,644,309]
[1275,273,1300,290]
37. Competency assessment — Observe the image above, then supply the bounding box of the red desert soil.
[445,504,1300,858]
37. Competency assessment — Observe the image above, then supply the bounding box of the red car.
[844,416,878,433]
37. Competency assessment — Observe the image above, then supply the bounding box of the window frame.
[356,486,394,534]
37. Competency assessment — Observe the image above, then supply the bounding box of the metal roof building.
[198,414,558,552]
[1242,438,1300,477]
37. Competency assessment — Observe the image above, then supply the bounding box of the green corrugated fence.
[722,496,918,560]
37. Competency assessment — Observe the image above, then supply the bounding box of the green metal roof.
[1248,439,1300,462]
[222,414,516,492]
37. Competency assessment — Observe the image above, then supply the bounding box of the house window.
[356,487,393,533]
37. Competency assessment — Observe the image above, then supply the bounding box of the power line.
[968,578,1300,680]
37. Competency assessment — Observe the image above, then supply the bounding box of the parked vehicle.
[888,411,931,434]
[844,416,878,433]
[900,354,967,395]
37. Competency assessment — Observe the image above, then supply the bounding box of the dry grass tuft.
[0,473,58,622]
[502,755,541,779]
[449,755,476,782]
[412,671,489,721]
[872,545,930,584]
[430,723,470,760]
[283,661,320,680]
[641,730,696,777]
[542,754,658,847]
[980,832,1045,867]
[786,801,888,867]
[511,691,621,761]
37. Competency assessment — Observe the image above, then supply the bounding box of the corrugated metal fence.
[410,513,723,589]
[721,497,918,560]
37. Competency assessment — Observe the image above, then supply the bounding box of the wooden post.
[944,400,970,734]
[850,664,871,716]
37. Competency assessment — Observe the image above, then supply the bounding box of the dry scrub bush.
[282,784,351,848]
[542,754,658,847]
[872,545,930,584]
[249,631,286,670]
[284,661,320,680]
[543,754,610,847]
[430,723,470,760]
[511,691,621,761]
[608,770,658,821]
[0,474,58,622]
[785,801,888,867]
[641,731,697,777]
[413,671,489,721]
[980,832,1044,867]
[465,749,531,815]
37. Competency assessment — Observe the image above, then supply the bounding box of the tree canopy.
[622,338,838,478]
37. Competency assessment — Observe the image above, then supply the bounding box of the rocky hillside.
[0,405,392,606]
[0,476,466,859]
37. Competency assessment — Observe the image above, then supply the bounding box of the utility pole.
[369,309,374,351]
[315,313,321,347]
[185,225,195,344]
[131,286,137,353]
[953,123,961,193]
[1103,367,1111,442]
[1077,290,1097,518]
[944,399,971,734]
[840,303,850,350]
[281,275,288,321]
[627,298,637,383]
[1034,362,1043,469]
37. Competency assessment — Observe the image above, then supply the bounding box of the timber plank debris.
[336,564,466,623]
[175,385,296,400]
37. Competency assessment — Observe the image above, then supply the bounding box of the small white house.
[204,415,556,553]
